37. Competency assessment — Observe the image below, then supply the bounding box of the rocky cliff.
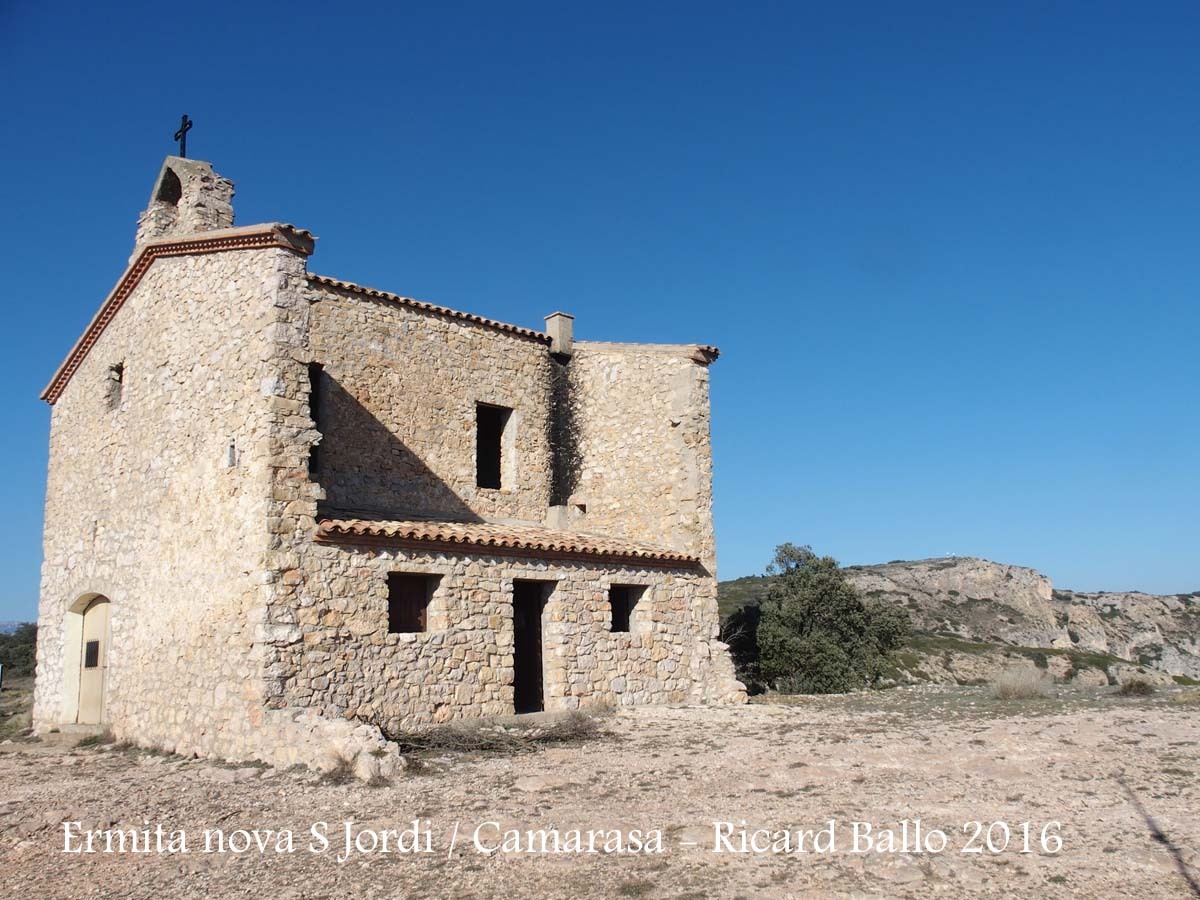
[847,558,1060,646]
[719,557,1200,684]
[849,558,1200,682]
[1052,588,1200,680]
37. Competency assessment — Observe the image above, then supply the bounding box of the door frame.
[61,592,112,725]
[511,579,554,714]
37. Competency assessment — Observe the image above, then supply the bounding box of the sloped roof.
[43,226,719,405]
[40,224,315,404]
[308,275,552,343]
[315,518,700,568]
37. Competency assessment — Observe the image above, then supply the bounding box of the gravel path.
[1,685,1197,898]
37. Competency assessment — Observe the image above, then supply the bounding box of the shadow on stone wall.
[315,374,483,523]
[720,603,765,695]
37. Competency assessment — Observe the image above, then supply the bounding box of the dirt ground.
[1,683,1198,899]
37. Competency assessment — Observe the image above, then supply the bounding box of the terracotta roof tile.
[276,223,315,241]
[315,518,700,568]
[308,275,552,344]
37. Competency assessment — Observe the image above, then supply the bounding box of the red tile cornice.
[41,224,314,404]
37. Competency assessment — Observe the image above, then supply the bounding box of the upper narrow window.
[608,585,646,633]
[105,363,124,411]
[476,403,512,489]
[308,362,324,475]
[387,573,440,633]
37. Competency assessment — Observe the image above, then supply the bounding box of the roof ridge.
[308,274,551,344]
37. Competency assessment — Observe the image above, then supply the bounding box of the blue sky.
[2,1,1197,619]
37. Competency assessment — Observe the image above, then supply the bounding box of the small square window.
[83,640,100,668]
[388,573,440,633]
[608,584,645,633]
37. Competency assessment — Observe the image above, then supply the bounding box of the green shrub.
[1118,679,1155,697]
[0,624,36,678]
[756,544,910,694]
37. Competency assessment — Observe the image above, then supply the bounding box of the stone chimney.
[545,312,574,355]
[133,157,234,261]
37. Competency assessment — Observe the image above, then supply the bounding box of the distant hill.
[0,622,28,636]
[719,558,1200,686]
[716,575,772,616]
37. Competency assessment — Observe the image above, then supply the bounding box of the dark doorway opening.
[512,580,552,713]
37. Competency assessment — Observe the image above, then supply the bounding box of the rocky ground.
[2,684,1199,899]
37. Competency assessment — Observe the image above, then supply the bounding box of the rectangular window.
[608,584,645,633]
[308,362,324,475]
[387,573,440,633]
[476,403,512,489]
[83,640,100,668]
[106,363,124,411]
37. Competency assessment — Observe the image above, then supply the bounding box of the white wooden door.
[77,598,110,724]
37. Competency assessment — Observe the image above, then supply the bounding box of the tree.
[0,623,37,678]
[756,544,908,693]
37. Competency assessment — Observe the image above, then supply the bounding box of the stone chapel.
[33,156,744,769]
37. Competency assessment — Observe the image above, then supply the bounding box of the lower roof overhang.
[314,518,703,571]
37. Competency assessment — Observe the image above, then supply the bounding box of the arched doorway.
[63,594,111,725]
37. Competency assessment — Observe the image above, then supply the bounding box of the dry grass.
[319,752,357,786]
[1172,690,1200,705]
[0,708,32,739]
[76,730,116,748]
[616,879,656,897]
[0,677,34,739]
[991,667,1048,700]
[386,711,602,756]
[1117,679,1156,697]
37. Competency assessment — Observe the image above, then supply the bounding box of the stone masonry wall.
[34,246,293,758]
[306,282,553,523]
[35,241,403,773]
[562,341,727,678]
[259,288,744,726]
[271,543,743,733]
[133,158,235,259]
[566,342,718,571]
[38,166,743,776]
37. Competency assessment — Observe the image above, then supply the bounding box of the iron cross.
[174,115,193,158]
